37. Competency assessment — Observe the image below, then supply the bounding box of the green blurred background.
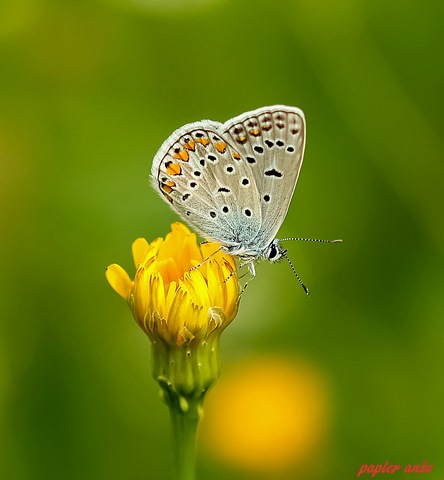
[1,0,443,478]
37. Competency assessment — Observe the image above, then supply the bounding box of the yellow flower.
[107,222,240,475]
[106,222,239,346]
[107,222,240,409]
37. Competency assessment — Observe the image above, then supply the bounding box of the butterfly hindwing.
[222,106,306,246]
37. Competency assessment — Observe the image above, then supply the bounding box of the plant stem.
[169,396,201,480]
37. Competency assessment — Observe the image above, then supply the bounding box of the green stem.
[151,323,225,480]
[169,396,201,480]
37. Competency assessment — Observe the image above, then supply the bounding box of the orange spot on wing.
[232,152,241,160]
[197,137,210,147]
[163,184,173,193]
[183,141,195,151]
[215,141,227,153]
[166,163,182,175]
[165,180,176,187]
[173,150,189,161]
[250,128,261,136]
[165,194,173,203]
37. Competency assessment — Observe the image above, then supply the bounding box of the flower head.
[107,222,240,406]
[106,222,239,346]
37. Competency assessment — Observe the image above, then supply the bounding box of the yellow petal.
[164,280,178,317]
[182,231,203,266]
[132,238,150,268]
[206,258,224,308]
[171,221,191,236]
[106,264,133,299]
[133,267,151,325]
[200,241,222,259]
[156,257,181,285]
[150,272,166,319]
[186,269,212,307]
[142,238,164,268]
[159,222,199,273]
[167,287,189,341]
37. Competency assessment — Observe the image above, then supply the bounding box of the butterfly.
[151,105,340,293]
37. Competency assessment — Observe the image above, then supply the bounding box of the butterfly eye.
[266,242,286,263]
[268,244,278,259]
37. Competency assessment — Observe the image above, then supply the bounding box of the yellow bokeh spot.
[200,355,329,473]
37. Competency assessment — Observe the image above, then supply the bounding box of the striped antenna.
[281,250,310,296]
[280,237,343,244]
[279,237,342,294]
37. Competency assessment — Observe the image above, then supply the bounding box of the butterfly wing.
[222,105,306,246]
[151,120,264,248]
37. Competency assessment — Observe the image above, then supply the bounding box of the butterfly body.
[151,105,306,272]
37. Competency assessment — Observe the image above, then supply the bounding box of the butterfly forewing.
[222,106,305,245]
[151,121,263,247]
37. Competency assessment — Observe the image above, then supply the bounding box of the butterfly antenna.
[190,245,224,272]
[280,237,343,244]
[279,237,342,295]
[282,250,310,296]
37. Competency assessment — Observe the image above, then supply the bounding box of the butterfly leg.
[189,245,223,272]
[247,261,256,279]
[223,260,256,299]
[236,261,256,297]
[223,262,249,283]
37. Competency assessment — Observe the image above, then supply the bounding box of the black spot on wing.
[264,169,283,178]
